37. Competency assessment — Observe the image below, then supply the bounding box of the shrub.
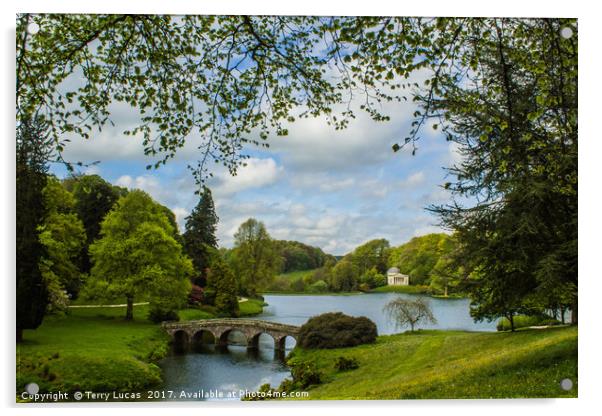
[334,356,359,371]
[298,312,377,349]
[496,314,560,331]
[188,284,204,305]
[308,280,328,293]
[291,278,305,292]
[148,307,179,323]
[289,360,322,388]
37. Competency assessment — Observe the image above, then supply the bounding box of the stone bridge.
[162,318,301,350]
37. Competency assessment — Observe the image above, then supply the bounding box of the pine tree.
[16,118,50,342]
[183,186,218,283]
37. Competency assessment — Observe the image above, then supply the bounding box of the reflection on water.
[160,344,291,401]
[258,293,497,333]
[160,292,497,400]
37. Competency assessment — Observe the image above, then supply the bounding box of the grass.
[370,285,432,294]
[17,305,167,395]
[262,291,364,296]
[238,298,266,316]
[17,296,264,397]
[177,307,216,321]
[286,326,577,400]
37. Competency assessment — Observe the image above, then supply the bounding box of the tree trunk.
[560,306,566,325]
[444,285,448,297]
[125,296,134,320]
[571,297,577,325]
[17,327,23,343]
[508,314,515,332]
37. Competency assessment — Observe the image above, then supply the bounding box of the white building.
[387,267,409,286]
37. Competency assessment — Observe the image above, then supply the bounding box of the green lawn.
[17,297,264,396]
[17,305,167,394]
[287,326,577,399]
[238,298,266,316]
[370,285,432,294]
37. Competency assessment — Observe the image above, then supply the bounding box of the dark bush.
[188,284,204,305]
[148,307,179,323]
[334,356,359,371]
[298,312,377,349]
[289,361,322,388]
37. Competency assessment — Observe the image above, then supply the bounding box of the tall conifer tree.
[16,118,50,342]
[183,186,219,283]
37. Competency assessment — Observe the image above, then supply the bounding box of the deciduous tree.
[383,296,437,332]
[87,190,192,319]
[232,218,280,297]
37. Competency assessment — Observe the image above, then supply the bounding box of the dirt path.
[68,302,150,308]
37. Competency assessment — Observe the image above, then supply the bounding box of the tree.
[183,186,219,284]
[16,118,50,342]
[328,259,359,292]
[231,218,280,297]
[388,234,453,285]
[383,296,437,332]
[359,267,387,290]
[39,177,87,302]
[428,237,463,297]
[273,240,329,273]
[426,20,577,324]
[72,174,123,273]
[18,16,576,323]
[87,190,192,320]
[207,255,239,317]
[351,239,390,275]
[18,16,574,185]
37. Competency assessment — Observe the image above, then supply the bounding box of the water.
[159,292,496,400]
[257,292,497,333]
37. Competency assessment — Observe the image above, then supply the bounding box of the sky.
[52,79,461,256]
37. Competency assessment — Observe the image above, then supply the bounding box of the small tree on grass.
[383,296,437,332]
[207,255,239,317]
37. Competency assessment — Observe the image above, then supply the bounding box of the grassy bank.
[262,291,363,296]
[17,305,167,395]
[238,298,266,316]
[370,285,432,295]
[287,326,577,399]
[17,298,265,396]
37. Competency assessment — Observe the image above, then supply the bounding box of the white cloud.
[211,158,283,197]
[171,207,190,232]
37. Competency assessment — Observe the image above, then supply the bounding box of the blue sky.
[53,84,461,256]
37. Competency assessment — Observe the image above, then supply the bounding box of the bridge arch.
[191,329,216,350]
[277,334,297,350]
[217,328,248,348]
[172,329,190,353]
[248,331,276,349]
[163,319,301,352]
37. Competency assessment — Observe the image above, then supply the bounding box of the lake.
[159,292,496,400]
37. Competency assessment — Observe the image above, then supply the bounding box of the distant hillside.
[273,240,336,273]
[388,233,455,285]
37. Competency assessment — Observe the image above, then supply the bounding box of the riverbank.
[17,305,167,395]
[261,291,364,296]
[17,298,266,397]
[284,325,577,399]
[264,284,466,298]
